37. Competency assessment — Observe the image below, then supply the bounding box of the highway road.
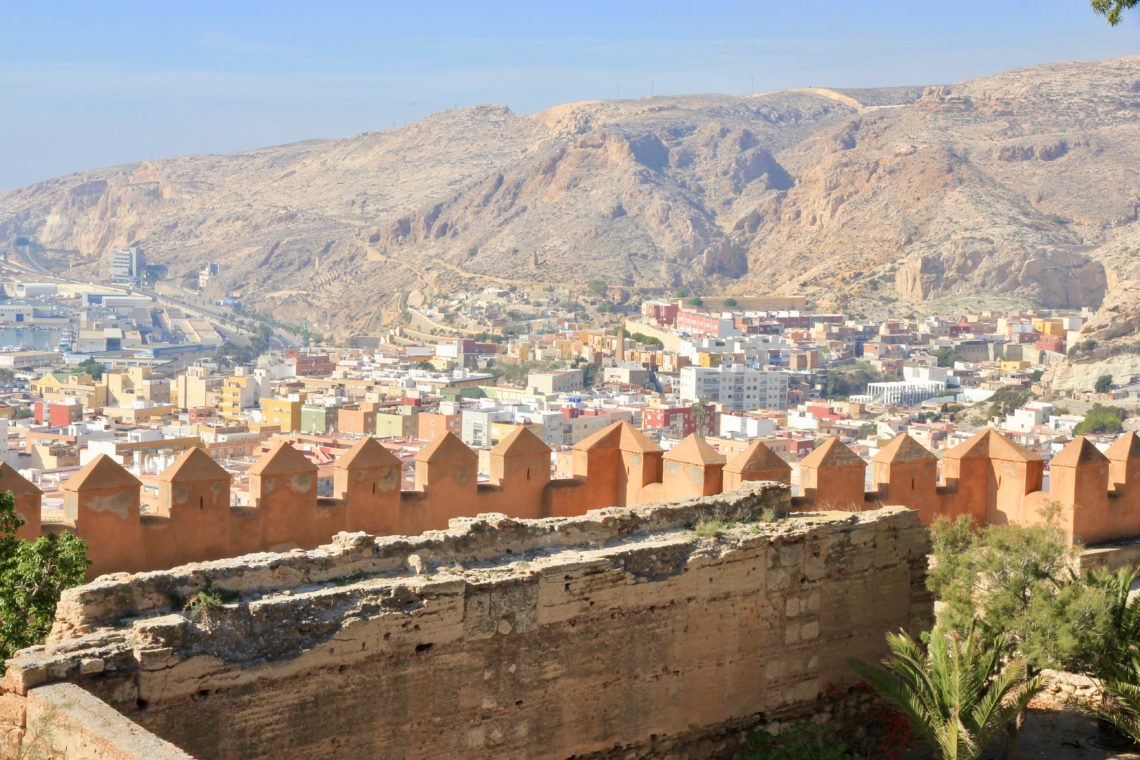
[8,247,299,350]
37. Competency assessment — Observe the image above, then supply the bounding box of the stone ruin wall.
[1,483,932,759]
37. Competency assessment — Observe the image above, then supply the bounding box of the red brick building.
[642,404,715,436]
[33,400,83,427]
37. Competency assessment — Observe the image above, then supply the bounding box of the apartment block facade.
[678,366,789,412]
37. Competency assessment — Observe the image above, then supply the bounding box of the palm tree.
[1083,654,1140,746]
[1090,567,1140,673]
[852,627,1046,760]
[1073,567,1140,748]
[690,398,711,435]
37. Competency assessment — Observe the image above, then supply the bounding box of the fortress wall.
[2,485,932,760]
[14,427,1140,579]
[14,683,192,760]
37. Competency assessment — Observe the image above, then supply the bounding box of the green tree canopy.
[0,492,90,664]
[1092,0,1137,25]
[927,514,1133,678]
[628,332,664,349]
[77,357,105,380]
[1095,374,1114,393]
[986,387,1030,420]
[1074,403,1126,435]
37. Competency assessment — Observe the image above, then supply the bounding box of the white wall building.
[903,364,957,386]
[527,370,584,396]
[110,247,145,284]
[13,283,58,299]
[461,407,515,448]
[679,366,789,411]
[860,381,947,406]
[718,413,777,440]
[1003,402,1053,433]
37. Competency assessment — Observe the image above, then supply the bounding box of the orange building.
[416,412,461,441]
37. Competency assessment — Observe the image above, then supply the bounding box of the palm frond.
[854,626,1042,760]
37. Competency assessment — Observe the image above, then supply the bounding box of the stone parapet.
[2,483,930,760]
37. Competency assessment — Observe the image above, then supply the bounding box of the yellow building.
[259,397,303,432]
[101,366,164,407]
[696,351,722,368]
[32,371,108,409]
[219,375,259,421]
[375,411,417,438]
[1000,360,1031,372]
[174,367,213,411]
[1031,318,1065,337]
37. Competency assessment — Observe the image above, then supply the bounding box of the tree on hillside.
[1095,374,1114,394]
[1092,0,1137,25]
[926,513,1110,673]
[0,493,90,664]
[934,346,957,368]
[1074,403,1126,435]
[629,332,664,349]
[986,387,1030,420]
[77,358,104,380]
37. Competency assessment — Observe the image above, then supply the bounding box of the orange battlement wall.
[3,423,1138,579]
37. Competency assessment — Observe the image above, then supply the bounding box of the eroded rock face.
[895,246,1106,307]
[2,486,932,760]
[1,58,1140,348]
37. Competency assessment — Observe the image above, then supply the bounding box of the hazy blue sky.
[0,0,1136,189]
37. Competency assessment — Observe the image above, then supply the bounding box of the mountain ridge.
[1,56,1139,385]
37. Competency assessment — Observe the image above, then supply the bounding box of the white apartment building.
[461,407,515,448]
[527,370,584,396]
[110,247,145,284]
[903,364,957,387]
[718,413,777,440]
[859,381,947,406]
[1003,402,1053,433]
[679,366,789,411]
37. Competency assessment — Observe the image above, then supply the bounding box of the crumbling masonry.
[1,483,931,759]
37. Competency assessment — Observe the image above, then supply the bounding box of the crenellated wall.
[1,485,933,760]
[863,429,1140,546]
[10,423,1140,579]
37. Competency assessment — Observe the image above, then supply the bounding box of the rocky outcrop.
[1,57,1140,348]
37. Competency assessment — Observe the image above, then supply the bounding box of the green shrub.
[0,494,89,665]
[693,519,729,539]
[1074,403,1125,435]
[742,721,852,760]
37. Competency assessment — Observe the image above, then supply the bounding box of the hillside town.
[6,6,1140,757]
[2,277,1134,520]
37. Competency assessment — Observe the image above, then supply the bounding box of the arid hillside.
[1,56,1138,374]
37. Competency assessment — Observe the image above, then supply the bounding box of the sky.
[0,0,1137,189]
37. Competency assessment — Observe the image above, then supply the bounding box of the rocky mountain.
[1,56,1138,382]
